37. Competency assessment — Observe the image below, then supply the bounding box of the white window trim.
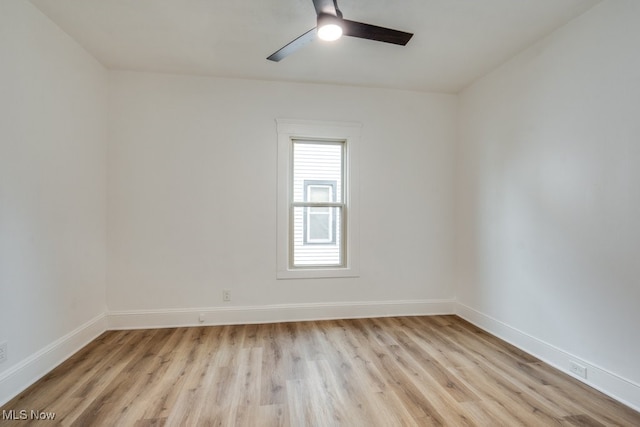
[276,119,360,279]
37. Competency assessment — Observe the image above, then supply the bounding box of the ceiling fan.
[267,0,413,62]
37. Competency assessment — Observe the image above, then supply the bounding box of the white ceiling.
[29,0,600,93]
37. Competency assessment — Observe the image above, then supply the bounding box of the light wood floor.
[2,316,639,426]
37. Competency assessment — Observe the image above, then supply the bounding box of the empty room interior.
[1,0,639,424]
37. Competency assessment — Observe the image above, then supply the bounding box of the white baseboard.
[455,302,640,412]
[107,299,455,330]
[0,313,108,407]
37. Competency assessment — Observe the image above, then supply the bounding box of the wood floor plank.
[258,323,287,406]
[441,325,570,421]
[380,318,480,404]
[313,321,405,425]
[2,316,639,426]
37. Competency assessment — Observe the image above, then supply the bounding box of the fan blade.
[312,0,338,16]
[342,20,413,45]
[267,27,317,61]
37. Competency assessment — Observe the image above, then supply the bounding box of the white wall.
[457,0,640,407]
[107,72,457,314]
[0,0,107,404]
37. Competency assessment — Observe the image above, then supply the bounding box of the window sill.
[277,267,360,280]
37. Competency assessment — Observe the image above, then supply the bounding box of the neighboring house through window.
[304,180,337,245]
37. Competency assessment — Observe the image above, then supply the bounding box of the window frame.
[276,119,360,279]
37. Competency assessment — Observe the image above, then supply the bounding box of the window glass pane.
[309,213,330,240]
[293,206,342,266]
[309,186,331,202]
[310,206,330,214]
[293,141,343,203]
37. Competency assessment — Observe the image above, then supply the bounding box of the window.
[293,143,342,266]
[277,119,360,279]
[304,180,337,245]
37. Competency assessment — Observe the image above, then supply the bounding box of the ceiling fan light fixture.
[266,0,413,62]
[317,13,343,41]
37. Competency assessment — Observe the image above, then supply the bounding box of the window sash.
[291,140,345,204]
[289,205,346,268]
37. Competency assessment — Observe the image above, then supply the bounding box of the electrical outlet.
[0,341,7,364]
[569,361,587,379]
[199,313,205,323]
[223,289,231,302]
